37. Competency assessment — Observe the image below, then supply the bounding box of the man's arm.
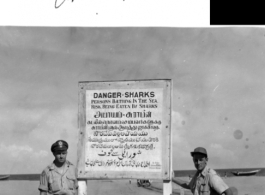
[39,190,47,195]
[39,170,49,195]
[208,172,234,195]
[172,177,190,189]
[221,187,233,195]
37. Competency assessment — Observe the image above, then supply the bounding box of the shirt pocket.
[66,175,76,189]
[200,184,210,195]
[49,180,61,193]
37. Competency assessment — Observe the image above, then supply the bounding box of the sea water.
[0,181,39,195]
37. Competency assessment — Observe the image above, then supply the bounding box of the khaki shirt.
[188,166,228,195]
[39,160,78,195]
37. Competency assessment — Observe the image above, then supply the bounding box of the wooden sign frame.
[77,79,172,180]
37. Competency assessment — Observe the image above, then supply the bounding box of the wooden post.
[163,81,173,195]
[78,180,87,195]
[163,180,172,195]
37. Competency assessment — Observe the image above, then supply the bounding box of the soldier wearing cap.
[172,147,232,195]
[38,140,78,195]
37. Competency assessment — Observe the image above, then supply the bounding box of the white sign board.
[77,80,172,180]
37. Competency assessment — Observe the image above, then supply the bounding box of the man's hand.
[171,173,190,190]
[40,190,47,195]
[223,187,237,195]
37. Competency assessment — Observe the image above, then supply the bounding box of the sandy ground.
[0,176,264,195]
[169,176,265,195]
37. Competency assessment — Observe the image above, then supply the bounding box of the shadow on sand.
[142,183,192,195]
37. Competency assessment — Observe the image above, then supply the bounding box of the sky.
[0,27,265,174]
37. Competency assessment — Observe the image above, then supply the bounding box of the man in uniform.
[172,147,233,195]
[39,140,78,195]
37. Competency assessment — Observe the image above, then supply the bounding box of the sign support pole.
[163,80,173,195]
[163,180,172,195]
[78,180,87,195]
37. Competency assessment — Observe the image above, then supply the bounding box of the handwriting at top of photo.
[55,0,74,9]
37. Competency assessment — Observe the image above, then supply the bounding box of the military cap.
[51,140,68,152]
[190,147,207,157]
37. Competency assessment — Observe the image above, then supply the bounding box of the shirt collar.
[48,160,71,170]
[198,166,209,177]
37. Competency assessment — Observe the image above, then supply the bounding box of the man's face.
[192,153,208,171]
[53,150,68,164]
